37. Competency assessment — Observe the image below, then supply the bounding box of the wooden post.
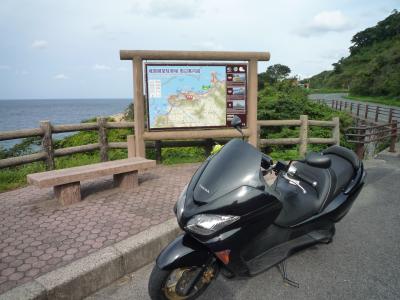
[127,135,136,158]
[256,124,261,150]
[97,117,108,162]
[375,106,380,122]
[332,117,340,146]
[204,138,213,157]
[388,108,393,124]
[335,101,338,109]
[133,57,146,157]
[247,59,258,146]
[331,101,334,109]
[344,102,347,110]
[40,120,55,170]
[350,103,353,113]
[299,115,308,157]
[339,101,343,111]
[389,121,397,153]
[364,104,369,119]
[357,103,360,117]
[155,140,162,163]
[355,126,366,159]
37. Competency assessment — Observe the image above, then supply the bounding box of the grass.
[345,95,400,107]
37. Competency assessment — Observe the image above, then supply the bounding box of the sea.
[0,98,131,148]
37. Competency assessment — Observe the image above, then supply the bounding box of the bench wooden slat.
[27,158,155,188]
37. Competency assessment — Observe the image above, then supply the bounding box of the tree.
[258,64,292,89]
[266,64,291,83]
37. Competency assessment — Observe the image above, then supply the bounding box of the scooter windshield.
[193,139,264,203]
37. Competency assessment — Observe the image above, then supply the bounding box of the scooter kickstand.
[277,260,299,288]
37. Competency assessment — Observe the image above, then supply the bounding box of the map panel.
[146,65,227,129]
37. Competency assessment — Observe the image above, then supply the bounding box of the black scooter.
[148,116,366,300]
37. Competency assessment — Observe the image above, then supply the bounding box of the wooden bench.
[27,157,156,205]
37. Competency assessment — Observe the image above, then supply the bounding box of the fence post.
[364,104,369,119]
[333,117,340,146]
[375,106,380,123]
[299,115,308,157]
[357,103,360,117]
[389,121,398,153]
[155,140,162,163]
[331,100,334,109]
[388,108,393,124]
[127,135,136,158]
[256,124,261,150]
[40,120,55,170]
[344,102,347,110]
[350,103,353,113]
[203,138,213,157]
[355,126,366,159]
[339,101,343,111]
[97,117,108,162]
[335,100,338,109]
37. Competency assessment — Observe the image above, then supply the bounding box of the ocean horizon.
[0,98,132,148]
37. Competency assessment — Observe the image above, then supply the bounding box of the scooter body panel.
[156,234,211,270]
[157,139,366,277]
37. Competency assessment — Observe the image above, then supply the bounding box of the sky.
[0,0,397,99]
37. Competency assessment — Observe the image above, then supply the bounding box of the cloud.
[31,40,49,49]
[15,69,29,76]
[117,67,129,72]
[132,0,201,19]
[54,74,68,80]
[298,10,354,37]
[0,65,11,70]
[93,64,111,71]
[192,40,223,51]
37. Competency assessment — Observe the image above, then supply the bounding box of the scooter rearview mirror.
[231,115,244,140]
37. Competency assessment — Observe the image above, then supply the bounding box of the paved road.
[87,156,400,300]
[308,93,399,124]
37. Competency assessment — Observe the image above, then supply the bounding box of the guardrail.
[314,99,400,123]
[345,121,398,159]
[0,115,340,170]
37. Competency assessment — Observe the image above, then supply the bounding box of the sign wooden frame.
[120,50,270,157]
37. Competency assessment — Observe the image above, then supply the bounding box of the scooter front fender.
[156,233,212,270]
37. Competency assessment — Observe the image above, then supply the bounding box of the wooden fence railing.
[345,121,399,159]
[314,99,400,124]
[0,115,340,170]
[0,118,134,169]
[257,115,340,157]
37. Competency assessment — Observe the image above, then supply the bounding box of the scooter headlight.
[185,214,240,236]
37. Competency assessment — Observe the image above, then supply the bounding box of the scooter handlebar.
[261,153,273,170]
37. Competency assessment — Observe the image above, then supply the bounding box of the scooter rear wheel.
[148,263,219,300]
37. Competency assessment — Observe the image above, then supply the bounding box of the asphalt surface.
[308,93,399,123]
[87,156,400,300]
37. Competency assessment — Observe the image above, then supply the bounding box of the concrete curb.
[0,219,180,300]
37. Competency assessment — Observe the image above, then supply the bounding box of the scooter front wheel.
[148,263,219,300]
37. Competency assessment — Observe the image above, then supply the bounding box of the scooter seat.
[322,145,360,170]
[274,146,358,227]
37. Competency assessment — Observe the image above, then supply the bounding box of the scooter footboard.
[157,234,212,270]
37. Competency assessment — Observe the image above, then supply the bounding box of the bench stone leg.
[113,171,138,189]
[54,182,81,205]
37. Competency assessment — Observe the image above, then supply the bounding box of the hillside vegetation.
[309,10,400,101]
